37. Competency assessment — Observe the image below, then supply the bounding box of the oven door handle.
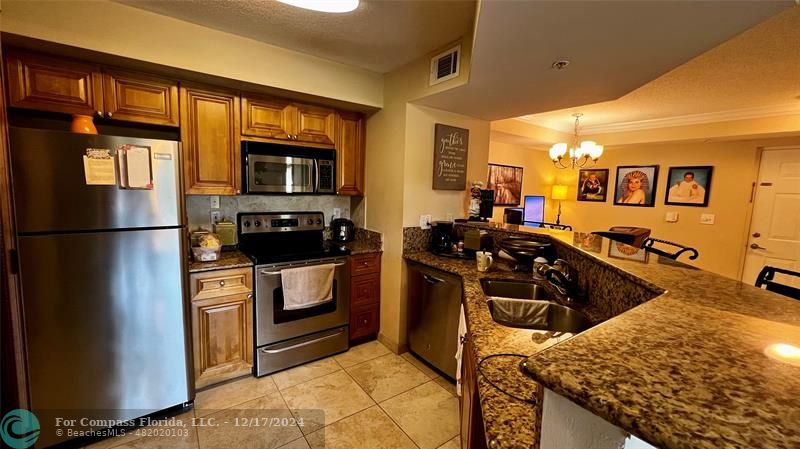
[259,261,347,276]
[260,329,344,354]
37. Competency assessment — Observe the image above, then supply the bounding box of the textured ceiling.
[417,0,795,121]
[519,6,800,132]
[114,0,476,73]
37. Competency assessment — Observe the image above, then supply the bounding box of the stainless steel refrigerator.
[9,128,192,447]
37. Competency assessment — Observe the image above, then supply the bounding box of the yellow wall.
[403,104,490,226]
[0,0,383,107]
[365,32,483,350]
[488,136,800,279]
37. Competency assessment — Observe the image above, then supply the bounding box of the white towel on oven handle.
[281,263,335,310]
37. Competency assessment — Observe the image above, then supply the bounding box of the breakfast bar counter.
[404,222,800,449]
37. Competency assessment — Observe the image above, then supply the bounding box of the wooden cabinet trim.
[241,95,293,139]
[190,267,253,301]
[294,103,336,146]
[350,303,380,340]
[351,272,380,308]
[102,69,179,126]
[351,253,381,276]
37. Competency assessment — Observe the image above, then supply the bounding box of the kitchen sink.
[487,298,591,333]
[480,279,553,300]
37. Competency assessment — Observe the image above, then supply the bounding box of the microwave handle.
[313,159,320,193]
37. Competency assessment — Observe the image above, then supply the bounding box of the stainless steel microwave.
[242,141,335,194]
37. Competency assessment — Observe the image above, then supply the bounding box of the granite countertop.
[403,252,607,449]
[434,222,800,449]
[345,240,383,255]
[188,250,253,273]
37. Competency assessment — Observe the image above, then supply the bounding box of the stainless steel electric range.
[238,212,350,377]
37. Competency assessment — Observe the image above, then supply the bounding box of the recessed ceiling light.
[277,0,359,13]
[764,343,800,367]
[551,60,570,70]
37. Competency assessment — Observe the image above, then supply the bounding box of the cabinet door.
[191,292,253,389]
[336,112,365,196]
[5,50,103,116]
[180,85,241,195]
[241,95,293,139]
[103,70,179,126]
[461,335,488,449]
[294,104,336,146]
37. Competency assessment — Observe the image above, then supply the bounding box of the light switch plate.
[420,214,432,229]
[210,210,221,225]
[700,213,715,225]
[665,212,679,223]
[209,196,220,209]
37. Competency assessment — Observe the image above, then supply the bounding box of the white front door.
[741,148,800,287]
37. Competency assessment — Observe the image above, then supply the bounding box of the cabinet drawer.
[190,267,253,300]
[350,304,379,340]
[351,253,381,276]
[351,272,380,308]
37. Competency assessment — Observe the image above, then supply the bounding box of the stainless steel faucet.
[541,259,580,300]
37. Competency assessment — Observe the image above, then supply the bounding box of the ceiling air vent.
[429,45,461,86]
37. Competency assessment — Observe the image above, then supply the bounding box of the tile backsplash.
[187,195,352,230]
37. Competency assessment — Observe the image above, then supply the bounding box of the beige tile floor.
[86,340,460,449]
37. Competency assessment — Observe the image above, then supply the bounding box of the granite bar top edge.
[188,250,254,273]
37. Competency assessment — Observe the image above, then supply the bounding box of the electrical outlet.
[420,214,432,229]
[210,210,221,225]
[700,213,715,225]
[665,212,679,223]
[209,196,220,209]
[333,208,342,219]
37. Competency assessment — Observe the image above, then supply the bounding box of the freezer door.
[18,228,191,447]
[10,128,182,233]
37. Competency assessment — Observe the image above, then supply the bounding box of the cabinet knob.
[363,319,368,325]
[219,280,226,287]
[96,110,103,118]
[106,112,113,118]
[247,293,253,300]
[236,189,241,194]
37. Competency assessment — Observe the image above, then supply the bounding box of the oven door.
[248,154,316,193]
[255,257,350,346]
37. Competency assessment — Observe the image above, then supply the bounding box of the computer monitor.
[523,195,545,223]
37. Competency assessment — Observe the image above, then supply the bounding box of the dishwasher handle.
[423,273,445,284]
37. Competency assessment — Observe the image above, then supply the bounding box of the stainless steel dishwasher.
[407,262,463,379]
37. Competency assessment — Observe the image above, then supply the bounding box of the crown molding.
[515,103,800,135]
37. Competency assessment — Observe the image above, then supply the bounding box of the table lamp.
[551,185,568,225]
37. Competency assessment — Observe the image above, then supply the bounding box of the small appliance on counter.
[331,218,355,243]
[463,229,493,255]
[430,221,454,253]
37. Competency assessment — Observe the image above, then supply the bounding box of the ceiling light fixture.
[549,113,603,169]
[276,0,359,13]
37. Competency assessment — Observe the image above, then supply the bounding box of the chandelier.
[549,113,603,169]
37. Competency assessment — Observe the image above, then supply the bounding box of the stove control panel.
[239,212,325,234]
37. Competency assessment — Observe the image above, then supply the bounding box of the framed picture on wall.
[577,168,609,202]
[613,165,659,207]
[487,163,524,206]
[665,166,713,207]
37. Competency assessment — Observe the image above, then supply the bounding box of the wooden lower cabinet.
[190,267,253,389]
[461,334,488,449]
[349,253,381,342]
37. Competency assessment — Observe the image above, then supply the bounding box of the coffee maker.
[430,221,454,253]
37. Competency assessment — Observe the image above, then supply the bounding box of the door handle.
[423,274,444,284]
[260,330,343,354]
[750,243,767,250]
[260,262,347,276]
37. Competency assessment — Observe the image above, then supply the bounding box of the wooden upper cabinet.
[241,95,336,147]
[5,50,103,116]
[295,104,336,145]
[180,85,241,195]
[241,96,292,139]
[336,112,365,196]
[102,70,179,126]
